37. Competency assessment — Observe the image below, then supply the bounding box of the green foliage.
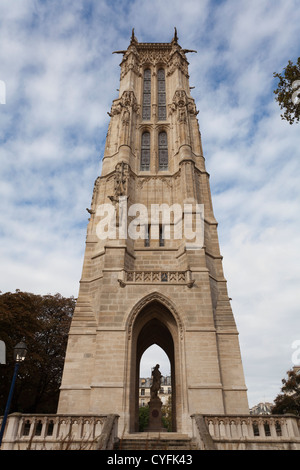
[138,406,149,431]
[0,290,74,414]
[162,395,172,432]
[271,368,300,416]
[273,57,300,124]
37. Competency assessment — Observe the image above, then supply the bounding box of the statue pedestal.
[145,398,166,432]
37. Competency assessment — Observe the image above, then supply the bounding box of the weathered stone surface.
[57,33,249,436]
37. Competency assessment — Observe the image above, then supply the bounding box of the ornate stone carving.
[170,89,198,116]
[139,48,170,66]
[114,162,129,197]
[107,162,130,226]
[167,42,189,78]
[108,90,138,117]
[120,41,141,80]
[169,89,199,144]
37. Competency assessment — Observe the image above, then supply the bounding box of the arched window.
[142,69,151,120]
[158,131,168,170]
[157,69,166,121]
[141,131,150,171]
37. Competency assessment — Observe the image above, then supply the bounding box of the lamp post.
[0,341,27,448]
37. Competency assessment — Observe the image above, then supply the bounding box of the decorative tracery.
[158,131,168,170]
[142,69,151,120]
[141,131,150,171]
[157,68,166,121]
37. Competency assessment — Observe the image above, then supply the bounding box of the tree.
[0,290,74,414]
[162,395,172,432]
[138,406,149,431]
[273,57,300,124]
[271,368,300,416]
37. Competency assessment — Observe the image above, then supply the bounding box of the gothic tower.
[57,30,249,436]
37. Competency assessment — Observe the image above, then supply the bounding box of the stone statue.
[150,364,162,399]
[146,364,166,431]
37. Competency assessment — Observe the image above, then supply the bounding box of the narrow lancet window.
[157,69,166,121]
[158,131,168,170]
[159,225,165,247]
[141,131,150,171]
[144,224,150,247]
[142,69,151,120]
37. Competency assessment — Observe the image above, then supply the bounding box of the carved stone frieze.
[136,175,173,190]
[138,48,170,66]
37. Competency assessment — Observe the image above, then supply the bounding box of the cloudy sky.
[0,0,299,408]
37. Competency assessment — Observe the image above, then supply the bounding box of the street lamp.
[0,341,27,448]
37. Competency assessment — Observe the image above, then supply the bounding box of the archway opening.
[129,300,178,432]
[140,344,170,378]
[139,345,171,431]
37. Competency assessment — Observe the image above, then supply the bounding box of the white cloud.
[0,0,299,409]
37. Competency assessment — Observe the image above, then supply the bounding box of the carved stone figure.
[150,364,162,399]
[108,162,129,227]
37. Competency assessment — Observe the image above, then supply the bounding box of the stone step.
[114,433,198,451]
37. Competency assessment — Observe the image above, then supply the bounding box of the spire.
[173,27,178,44]
[130,28,138,45]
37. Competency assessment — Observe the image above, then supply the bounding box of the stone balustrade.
[192,414,300,450]
[2,412,300,450]
[0,413,119,450]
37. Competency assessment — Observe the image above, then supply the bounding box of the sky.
[0,0,299,409]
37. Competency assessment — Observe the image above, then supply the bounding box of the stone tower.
[57,30,249,436]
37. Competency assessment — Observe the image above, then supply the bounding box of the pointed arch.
[126,291,184,340]
[126,292,185,432]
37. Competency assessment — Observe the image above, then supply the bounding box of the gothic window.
[141,131,150,171]
[157,69,166,121]
[159,225,165,247]
[142,69,151,120]
[158,131,168,170]
[144,224,150,247]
